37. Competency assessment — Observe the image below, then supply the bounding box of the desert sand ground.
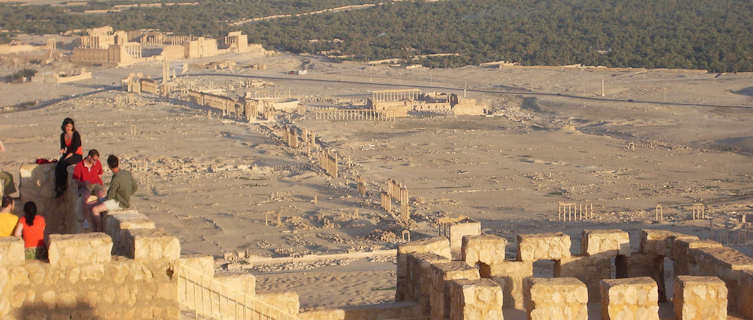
[2,49,753,314]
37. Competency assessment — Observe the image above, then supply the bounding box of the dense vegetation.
[2,0,753,72]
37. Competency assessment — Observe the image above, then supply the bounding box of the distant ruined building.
[71,26,267,66]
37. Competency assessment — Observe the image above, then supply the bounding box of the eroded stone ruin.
[1,162,751,320]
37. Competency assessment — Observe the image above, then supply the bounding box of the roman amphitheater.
[1,28,753,320]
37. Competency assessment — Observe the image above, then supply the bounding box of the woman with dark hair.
[14,201,47,259]
[55,117,83,197]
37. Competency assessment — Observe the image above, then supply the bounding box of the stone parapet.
[214,272,256,318]
[404,252,450,308]
[215,272,256,297]
[2,257,178,319]
[690,246,753,312]
[738,270,753,319]
[582,229,630,257]
[600,277,659,320]
[480,260,533,310]
[672,239,721,275]
[448,278,503,320]
[447,221,482,259]
[256,291,300,316]
[175,254,215,279]
[673,276,726,320]
[691,246,753,272]
[461,234,507,267]
[48,233,113,267]
[396,237,450,301]
[555,255,612,302]
[0,237,24,267]
[298,301,423,320]
[524,277,588,320]
[124,228,180,262]
[516,232,571,262]
[104,210,156,255]
[640,229,696,256]
[429,261,480,320]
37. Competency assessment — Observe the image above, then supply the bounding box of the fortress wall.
[0,233,179,320]
[19,163,84,234]
[393,226,749,319]
[299,301,423,320]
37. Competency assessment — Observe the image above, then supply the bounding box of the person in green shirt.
[91,155,137,232]
[0,196,18,236]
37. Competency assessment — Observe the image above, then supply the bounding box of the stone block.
[175,255,215,278]
[429,261,480,320]
[48,233,112,267]
[448,221,482,259]
[104,210,155,255]
[0,237,24,267]
[600,277,659,320]
[256,291,300,315]
[582,229,630,257]
[555,255,612,302]
[516,232,571,262]
[640,229,683,256]
[215,272,256,318]
[691,246,753,272]
[673,276,726,320]
[481,260,533,310]
[124,228,180,262]
[215,273,256,296]
[738,270,753,319]
[524,277,588,320]
[448,278,503,320]
[672,239,721,275]
[690,247,753,311]
[404,252,450,307]
[461,234,507,267]
[396,237,450,301]
[298,302,423,320]
[18,163,79,234]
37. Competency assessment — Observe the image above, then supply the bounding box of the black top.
[59,131,81,157]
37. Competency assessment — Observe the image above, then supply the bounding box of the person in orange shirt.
[14,201,46,259]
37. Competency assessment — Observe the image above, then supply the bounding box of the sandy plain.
[1,48,753,314]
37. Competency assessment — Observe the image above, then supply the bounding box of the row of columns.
[313,109,394,121]
[371,89,420,103]
[557,202,595,222]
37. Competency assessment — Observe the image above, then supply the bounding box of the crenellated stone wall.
[390,225,752,319]
[0,232,179,320]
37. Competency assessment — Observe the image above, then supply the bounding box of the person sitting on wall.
[73,149,104,230]
[0,196,18,237]
[0,140,18,197]
[85,185,107,230]
[91,155,137,232]
[56,118,84,198]
[14,201,47,259]
[73,149,104,192]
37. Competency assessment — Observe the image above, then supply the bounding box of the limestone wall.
[0,234,179,320]
[390,227,750,319]
[673,276,727,320]
[19,163,84,234]
[299,302,423,320]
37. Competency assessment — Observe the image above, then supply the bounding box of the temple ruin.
[71,27,266,66]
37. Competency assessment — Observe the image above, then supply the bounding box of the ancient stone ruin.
[1,161,751,320]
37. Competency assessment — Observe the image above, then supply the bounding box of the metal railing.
[176,264,301,320]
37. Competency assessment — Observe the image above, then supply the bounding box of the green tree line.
[2,0,752,72]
